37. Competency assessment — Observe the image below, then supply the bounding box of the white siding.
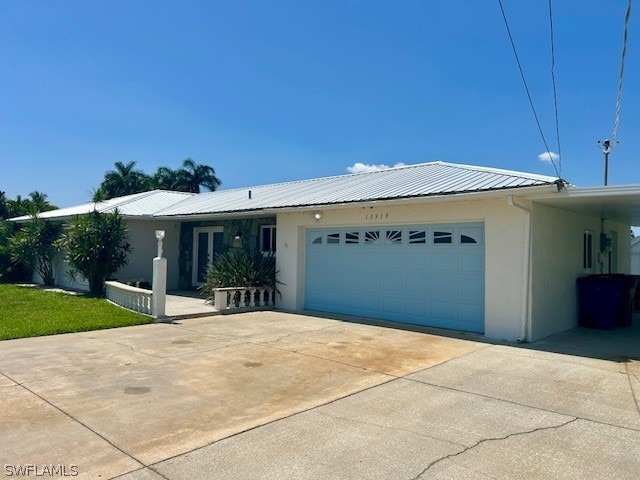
[114,220,181,290]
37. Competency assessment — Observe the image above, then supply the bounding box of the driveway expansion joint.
[1,370,149,473]
[315,409,468,450]
[626,364,640,421]
[409,417,579,480]
[406,376,640,433]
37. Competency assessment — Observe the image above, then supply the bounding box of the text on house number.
[365,213,389,221]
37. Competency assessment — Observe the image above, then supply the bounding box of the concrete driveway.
[1,312,639,479]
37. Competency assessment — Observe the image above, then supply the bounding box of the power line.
[611,0,632,144]
[497,0,561,178]
[548,0,562,177]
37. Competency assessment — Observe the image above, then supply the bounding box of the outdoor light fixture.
[314,212,322,221]
[155,230,165,258]
[232,230,243,248]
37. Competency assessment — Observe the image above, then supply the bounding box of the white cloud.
[346,162,406,174]
[537,151,560,163]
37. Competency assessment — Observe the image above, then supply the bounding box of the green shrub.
[63,210,132,296]
[9,216,62,286]
[199,250,277,302]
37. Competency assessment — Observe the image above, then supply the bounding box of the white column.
[152,257,167,318]
[152,230,167,319]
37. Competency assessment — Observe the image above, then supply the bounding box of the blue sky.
[1,1,638,208]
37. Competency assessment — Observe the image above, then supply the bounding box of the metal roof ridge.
[100,189,194,214]
[435,161,559,182]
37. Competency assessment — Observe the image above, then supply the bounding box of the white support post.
[152,257,167,318]
[152,230,167,319]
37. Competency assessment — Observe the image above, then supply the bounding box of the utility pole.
[597,139,617,186]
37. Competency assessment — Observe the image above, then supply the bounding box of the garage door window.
[365,231,380,244]
[327,233,340,244]
[459,226,482,245]
[386,230,402,245]
[434,230,453,244]
[409,230,427,244]
[346,232,360,244]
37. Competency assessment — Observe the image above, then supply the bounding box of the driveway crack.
[625,364,640,421]
[408,417,578,480]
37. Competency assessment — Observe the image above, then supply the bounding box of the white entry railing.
[105,281,153,316]
[212,286,275,313]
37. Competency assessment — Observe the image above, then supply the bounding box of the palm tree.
[100,161,151,199]
[176,158,221,193]
[152,166,181,190]
[0,191,7,220]
[28,191,55,214]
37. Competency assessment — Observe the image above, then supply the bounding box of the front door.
[192,227,224,286]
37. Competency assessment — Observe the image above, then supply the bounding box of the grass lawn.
[0,283,154,340]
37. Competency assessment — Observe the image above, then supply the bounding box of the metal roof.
[155,162,561,217]
[10,190,194,222]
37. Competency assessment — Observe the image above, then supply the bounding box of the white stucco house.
[13,162,640,342]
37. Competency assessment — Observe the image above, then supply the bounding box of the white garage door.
[305,223,485,333]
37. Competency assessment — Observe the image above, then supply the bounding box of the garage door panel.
[458,252,484,272]
[362,251,383,267]
[324,290,342,307]
[343,269,365,290]
[457,275,484,302]
[432,252,458,271]
[406,298,429,317]
[458,303,484,328]
[361,269,383,291]
[383,270,406,295]
[383,296,405,314]
[405,252,429,269]
[431,274,458,300]
[405,271,430,296]
[431,301,456,323]
[342,292,362,310]
[361,294,382,312]
[305,223,484,333]
[382,251,406,268]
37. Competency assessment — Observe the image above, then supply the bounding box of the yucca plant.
[199,250,278,303]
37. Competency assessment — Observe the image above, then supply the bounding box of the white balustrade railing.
[212,286,275,313]
[105,281,153,316]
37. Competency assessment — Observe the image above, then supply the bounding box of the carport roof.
[153,161,562,217]
[530,184,640,226]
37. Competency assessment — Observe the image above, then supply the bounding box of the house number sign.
[364,212,390,221]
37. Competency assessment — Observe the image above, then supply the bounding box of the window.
[460,226,482,245]
[583,230,593,270]
[386,230,402,245]
[433,230,453,244]
[345,232,359,244]
[409,230,426,244]
[327,233,340,244]
[365,231,380,244]
[260,226,276,254]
